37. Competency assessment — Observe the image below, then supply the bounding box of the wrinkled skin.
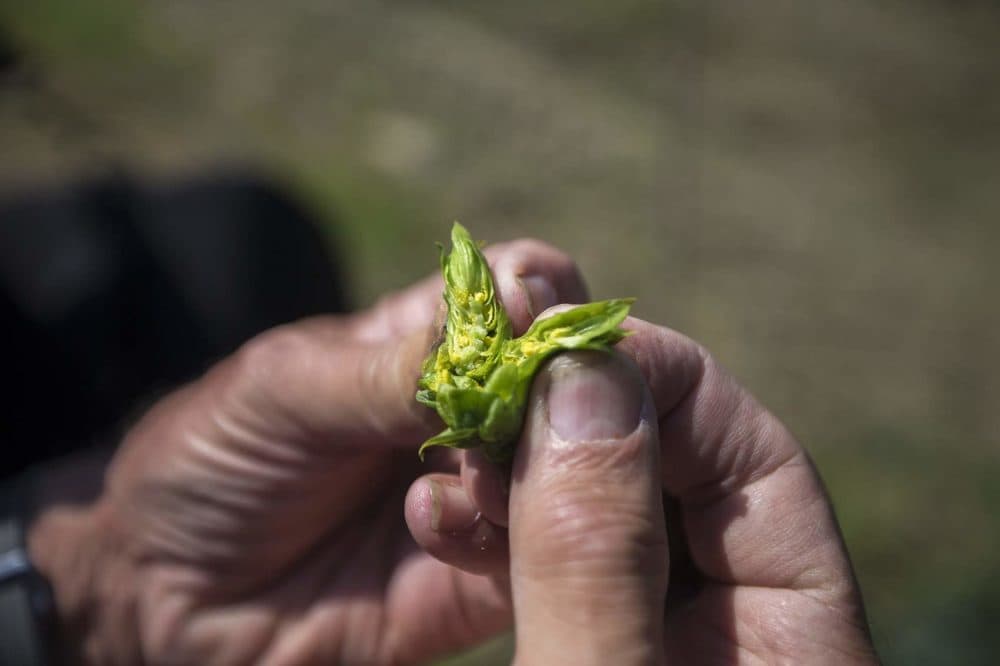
[28,238,879,665]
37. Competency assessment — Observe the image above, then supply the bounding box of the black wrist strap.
[0,472,54,666]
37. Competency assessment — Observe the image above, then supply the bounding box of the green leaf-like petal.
[416,225,634,463]
[417,223,511,409]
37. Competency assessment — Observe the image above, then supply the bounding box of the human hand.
[405,315,880,664]
[26,240,588,665]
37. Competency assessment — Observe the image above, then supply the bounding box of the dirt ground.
[2,1,998,663]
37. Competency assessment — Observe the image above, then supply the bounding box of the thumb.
[509,351,667,666]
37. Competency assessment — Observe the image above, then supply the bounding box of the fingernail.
[517,275,559,319]
[547,353,644,441]
[427,478,481,534]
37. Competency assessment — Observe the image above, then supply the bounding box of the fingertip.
[406,474,475,535]
[517,275,559,320]
[494,268,557,335]
[507,351,668,657]
[405,474,510,576]
[484,239,590,334]
[513,351,656,485]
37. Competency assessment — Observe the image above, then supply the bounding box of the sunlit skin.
[27,237,878,665]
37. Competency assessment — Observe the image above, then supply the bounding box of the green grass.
[1,0,143,61]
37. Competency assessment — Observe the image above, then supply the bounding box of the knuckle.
[517,484,667,579]
[232,324,318,389]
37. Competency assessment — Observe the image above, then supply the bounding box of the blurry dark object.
[0,27,20,80]
[0,171,349,479]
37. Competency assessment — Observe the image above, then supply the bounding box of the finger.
[509,351,667,665]
[483,239,590,334]
[620,317,867,600]
[215,239,589,449]
[404,473,509,576]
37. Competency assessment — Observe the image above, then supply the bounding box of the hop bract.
[416,223,634,463]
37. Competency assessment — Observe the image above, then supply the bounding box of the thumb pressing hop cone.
[416,223,634,463]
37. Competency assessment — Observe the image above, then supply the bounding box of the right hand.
[407,313,880,665]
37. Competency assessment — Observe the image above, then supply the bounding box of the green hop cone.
[416,223,634,463]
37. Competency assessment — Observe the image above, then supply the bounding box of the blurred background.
[1,0,998,663]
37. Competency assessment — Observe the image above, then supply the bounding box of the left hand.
[28,239,588,665]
